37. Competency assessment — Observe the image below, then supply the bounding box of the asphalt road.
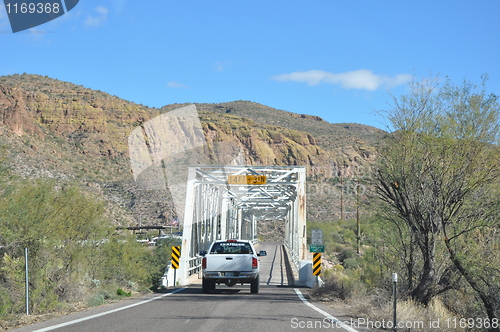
[13,243,371,332]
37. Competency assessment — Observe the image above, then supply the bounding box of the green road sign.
[309,245,324,253]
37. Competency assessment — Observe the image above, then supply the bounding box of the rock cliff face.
[199,111,330,168]
[0,85,45,137]
[0,74,157,159]
[0,73,385,227]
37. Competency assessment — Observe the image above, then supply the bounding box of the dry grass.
[311,276,468,331]
[363,298,465,331]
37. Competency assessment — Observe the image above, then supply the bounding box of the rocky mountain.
[0,74,386,234]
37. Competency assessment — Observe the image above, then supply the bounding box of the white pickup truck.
[200,239,267,294]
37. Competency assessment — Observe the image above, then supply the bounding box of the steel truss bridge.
[178,165,307,285]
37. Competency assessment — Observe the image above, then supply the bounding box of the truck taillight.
[202,257,207,269]
[252,257,258,269]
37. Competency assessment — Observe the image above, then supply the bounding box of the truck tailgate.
[206,255,253,272]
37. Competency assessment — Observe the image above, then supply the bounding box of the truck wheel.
[250,276,260,294]
[202,278,214,293]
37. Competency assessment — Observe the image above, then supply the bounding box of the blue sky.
[1,1,499,130]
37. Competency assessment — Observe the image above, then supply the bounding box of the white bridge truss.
[178,165,307,285]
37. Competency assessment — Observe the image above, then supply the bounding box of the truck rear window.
[210,242,253,254]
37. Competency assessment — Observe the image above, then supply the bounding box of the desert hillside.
[0,73,385,232]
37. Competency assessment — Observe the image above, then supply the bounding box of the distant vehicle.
[136,238,150,245]
[135,231,149,245]
[199,239,267,294]
[149,233,182,246]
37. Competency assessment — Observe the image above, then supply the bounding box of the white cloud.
[85,6,108,27]
[272,69,412,91]
[167,81,188,89]
[0,5,9,30]
[214,60,233,72]
[112,0,128,12]
[27,28,48,41]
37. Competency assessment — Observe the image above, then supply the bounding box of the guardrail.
[187,256,202,277]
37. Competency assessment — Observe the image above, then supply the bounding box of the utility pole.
[340,175,344,222]
[340,148,345,222]
[356,175,360,255]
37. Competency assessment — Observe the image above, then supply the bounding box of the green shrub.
[338,248,358,262]
[116,288,131,297]
[332,233,344,244]
[87,294,106,307]
[0,286,14,319]
[311,273,352,300]
[343,258,360,269]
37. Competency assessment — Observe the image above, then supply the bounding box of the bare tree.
[376,76,500,328]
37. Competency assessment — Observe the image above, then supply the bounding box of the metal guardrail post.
[25,248,29,315]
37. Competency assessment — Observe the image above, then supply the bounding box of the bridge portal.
[179,165,306,285]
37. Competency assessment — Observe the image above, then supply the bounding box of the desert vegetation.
[0,170,177,329]
[310,76,500,331]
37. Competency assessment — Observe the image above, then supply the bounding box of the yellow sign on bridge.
[227,175,267,185]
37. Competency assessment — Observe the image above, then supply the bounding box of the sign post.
[310,229,323,283]
[392,273,397,331]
